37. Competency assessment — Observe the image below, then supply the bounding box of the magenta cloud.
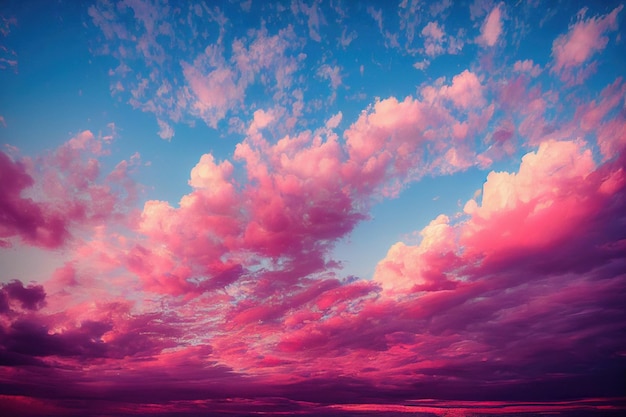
[0,131,138,249]
[3,75,625,414]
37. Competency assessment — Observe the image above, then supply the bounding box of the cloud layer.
[1,1,626,416]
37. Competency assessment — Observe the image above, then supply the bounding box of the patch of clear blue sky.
[333,168,488,280]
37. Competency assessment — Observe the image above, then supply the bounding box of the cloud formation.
[551,5,623,83]
[0,132,138,249]
[478,3,503,46]
[2,1,626,416]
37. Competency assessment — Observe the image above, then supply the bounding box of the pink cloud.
[156,118,174,140]
[513,59,541,77]
[341,70,495,183]
[413,60,429,70]
[0,277,185,386]
[0,280,46,312]
[551,5,623,83]
[296,0,324,42]
[317,64,342,90]
[132,131,351,294]
[439,70,485,110]
[343,96,446,195]
[366,6,401,50]
[409,138,615,280]
[325,112,342,129]
[360,138,626,397]
[187,154,236,206]
[477,3,503,46]
[129,71,498,294]
[234,130,363,259]
[0,131,138,249]
[182,48,244,128]
[340,26,357,48]
[420,21,465,58]
[249,109,276,133]
[422,21,445,56]
[422,21,445,40]
[5,3,626,414]
[132,121,361,294]
[375,214,458,294]
[0,151,68,249]
[495,72,556,146]
[463,140,594,221]
[3,128,626,416]
[232,26,300,86]
[573,77,626,159]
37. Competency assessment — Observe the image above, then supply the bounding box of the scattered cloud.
[317,64,343,90]
[477,3,503,46]
[2,1,626,415]
[413,59,429,70]
[551,5,623,83]
[422,21,445,56]
[438,70,485,109]
[325,111,343,129]
[156,119,174,140]
[513,58,542,76]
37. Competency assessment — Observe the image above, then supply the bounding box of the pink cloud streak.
[478,3,503,47]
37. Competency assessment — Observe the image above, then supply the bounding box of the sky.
[0,0,625,416]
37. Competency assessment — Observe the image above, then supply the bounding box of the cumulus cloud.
[112,68,498,295]
[0,280,46,312]
[375,214,456,293]
[369,138,626,397]
[434,70,485,110]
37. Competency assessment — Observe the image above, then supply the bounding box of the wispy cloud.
[551,5,623,84]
